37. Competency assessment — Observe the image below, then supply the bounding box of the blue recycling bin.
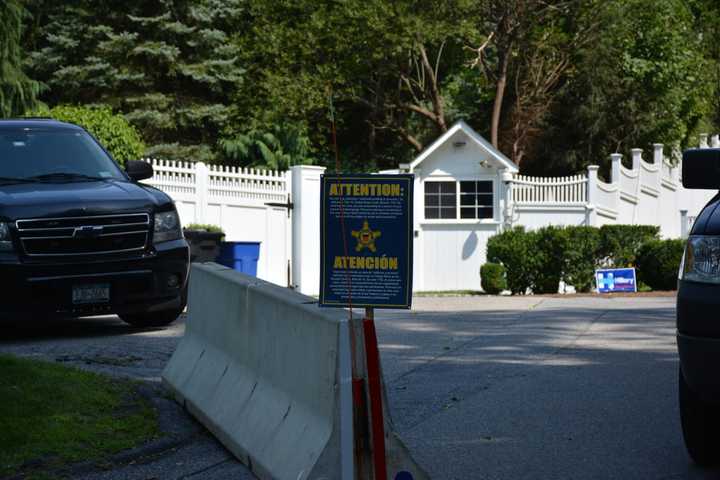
[217,241,260,276]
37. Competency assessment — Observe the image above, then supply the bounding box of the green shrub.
[563,226,601,292]
[532,226,570,294]
[481,263,507,294]
[598,225,660,268]
[184,223,225,234]
[487,224,673,295]
[636,239,685,291]
[30,105,144,166]
[487,227,536,295]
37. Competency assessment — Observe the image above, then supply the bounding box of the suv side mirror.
[125,160,154,181]
[683,148,720,190]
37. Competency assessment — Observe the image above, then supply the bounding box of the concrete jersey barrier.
[162,263,353,480]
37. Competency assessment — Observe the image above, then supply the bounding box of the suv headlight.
[681,236,720,284]
[0,222,12,251]
[153,211,182,244]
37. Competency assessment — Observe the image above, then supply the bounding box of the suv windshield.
[0,129,126,182]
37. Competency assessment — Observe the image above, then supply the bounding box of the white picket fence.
[507,140,717,237]
[511,173,588,205]
[141,158,293,287]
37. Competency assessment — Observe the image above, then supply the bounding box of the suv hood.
[0,180,173,221]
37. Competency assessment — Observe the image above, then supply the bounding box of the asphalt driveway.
[0,295,714,479]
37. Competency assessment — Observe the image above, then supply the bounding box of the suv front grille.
[16,213,150,256]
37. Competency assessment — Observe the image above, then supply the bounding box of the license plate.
[72,284,111,305]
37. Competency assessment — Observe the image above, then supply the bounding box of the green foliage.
[488,224,667,294]
[532,226,569,294]
[527,0,716,175]
[24,0,244,162]
[636,239,685,291]
[487,227,536,295]
[598,225,660,268]
[220,125,314,170]
[480,263,507,295]
[184,223,224,234]
[32,105,144,166]
[0,1,40,117]
[15,0,720,170]
[563,226,602,292]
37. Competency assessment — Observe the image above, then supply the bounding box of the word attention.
[328,183,402,197]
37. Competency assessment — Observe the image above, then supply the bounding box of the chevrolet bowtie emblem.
[73,226,104,239]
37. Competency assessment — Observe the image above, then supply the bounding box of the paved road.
[1,295,716,479]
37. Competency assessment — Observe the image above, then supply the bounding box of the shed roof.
[405,120,519,173]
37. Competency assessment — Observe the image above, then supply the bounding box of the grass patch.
[0,354,159,479]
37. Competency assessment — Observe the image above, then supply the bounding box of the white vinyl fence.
[511,173,588,205]
[141,159,296,288]
[140,133,719,294]
[507,142,717,237]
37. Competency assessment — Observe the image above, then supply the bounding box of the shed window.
[460,181,494,219]
[424,180,494,220]
[424,181,456,219]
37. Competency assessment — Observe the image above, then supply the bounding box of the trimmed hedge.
[636,239,685,291]
[563,226,601,292]
[30,105,145,166]
[486,224,675,295]
[486,227,536,294]
[481,263,507,294]
[532,226,568,294]
[598,225,660,268]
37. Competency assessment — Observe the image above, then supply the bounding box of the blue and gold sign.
[320,174,413,309]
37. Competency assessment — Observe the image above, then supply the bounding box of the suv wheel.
[680,367,720,466]
[120,307,184,327]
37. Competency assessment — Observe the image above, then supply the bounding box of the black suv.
[678,147,720,465]
[0,119,189,327]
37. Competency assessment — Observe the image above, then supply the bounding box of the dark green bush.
[30,105,145,166]
[598,225,660,268]
[487,224,662,294]
[636,239,685,291]
[532,226,569,294]
[487,227,536,295]
[563,226,601,292]
[481,263,507,294]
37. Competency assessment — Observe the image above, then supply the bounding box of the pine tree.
[0,0,40,117]
[25,0,244,162]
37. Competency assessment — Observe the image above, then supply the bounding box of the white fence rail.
[140,158,294,288]
[511,174,587,205]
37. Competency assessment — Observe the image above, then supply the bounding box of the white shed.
[401,121,518,292]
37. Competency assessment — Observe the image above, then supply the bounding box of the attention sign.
[320,174,413,309]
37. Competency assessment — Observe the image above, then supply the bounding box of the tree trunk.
[418,44,447,134]
[491,50,509,149]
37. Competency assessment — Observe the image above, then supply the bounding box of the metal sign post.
[363,306,387,480]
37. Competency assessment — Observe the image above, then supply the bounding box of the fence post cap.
[587,165,600,171]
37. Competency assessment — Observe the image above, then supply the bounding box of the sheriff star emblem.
[352,220,381,252]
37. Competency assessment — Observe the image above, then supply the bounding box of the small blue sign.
[595,268,637,293]
[320,174,413,309]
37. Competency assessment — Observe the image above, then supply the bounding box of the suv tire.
[680,367,720,466]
